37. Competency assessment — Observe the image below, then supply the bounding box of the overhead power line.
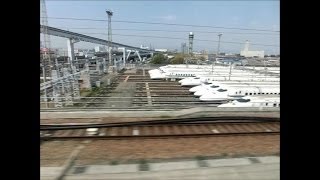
[54,27,279,36]
[44,17,279,32]
[67,31,279,47]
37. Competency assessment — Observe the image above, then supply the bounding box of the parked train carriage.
[199,86,280,101]
[218,96,280,107]
[181,76,280,86]
[193,84,280,97]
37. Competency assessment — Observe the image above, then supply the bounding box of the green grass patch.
[138,159,149,171]
[159,115,172,118]
[110,160,119,165]
[195,155,207,161]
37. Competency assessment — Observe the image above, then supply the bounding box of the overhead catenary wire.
[43,17,279,32]
[62,31,279,47]
[53,27,279,36]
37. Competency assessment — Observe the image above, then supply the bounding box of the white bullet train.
[199,86,280,101]
[148,65,224,79]
[194,84,279,97]
[149,64,280,80]
[180,75,280,86]
[218,96,280,108]
[189,81,280,93]
[149,69,212,79]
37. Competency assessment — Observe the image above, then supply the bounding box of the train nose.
[217,104,229,107]
[189,85,201,92]
[199,92,228,101]
[194,89,210,96]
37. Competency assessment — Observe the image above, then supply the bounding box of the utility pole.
[228,62,233,81]
[40,0,52,79]
[212,33,222,75]
[40,0,52,108]
[106,10,113,68]
[211,60,214,74]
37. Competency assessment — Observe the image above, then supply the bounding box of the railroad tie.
[55,145,85,180]
[124,76,130,82]
[145,83,153,106]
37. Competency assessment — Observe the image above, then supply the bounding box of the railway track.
[41,117,279,140]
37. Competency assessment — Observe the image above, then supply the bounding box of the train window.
[266,103,268,106]
[237,98,250,102]
[245,93,248,95]
[210,85,219,88]
[249,93,252,95]
[253,93,256,95]
[235,92,238,94]
[273,103,276,107]
[266,93,269,94]
[279,104,280,107]
[258,93,261,95]
[217,89,227,92]
[239,91,241,93]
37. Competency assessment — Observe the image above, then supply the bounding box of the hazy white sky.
[42,0,280,54]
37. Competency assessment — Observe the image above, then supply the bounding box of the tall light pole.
[212,33,222,74]
[188,32,194,55]
[106,10,113,67]
[217,33,223,57]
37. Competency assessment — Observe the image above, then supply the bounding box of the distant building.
[240,40,264,58]
[40,48,55,55]
[181,43,187,54]
[193,53,208,60]
[140,45,149,50]
[78,51,84,56]
[95,46,106,52]
[155,49,168,52]
[208,54,216,61]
